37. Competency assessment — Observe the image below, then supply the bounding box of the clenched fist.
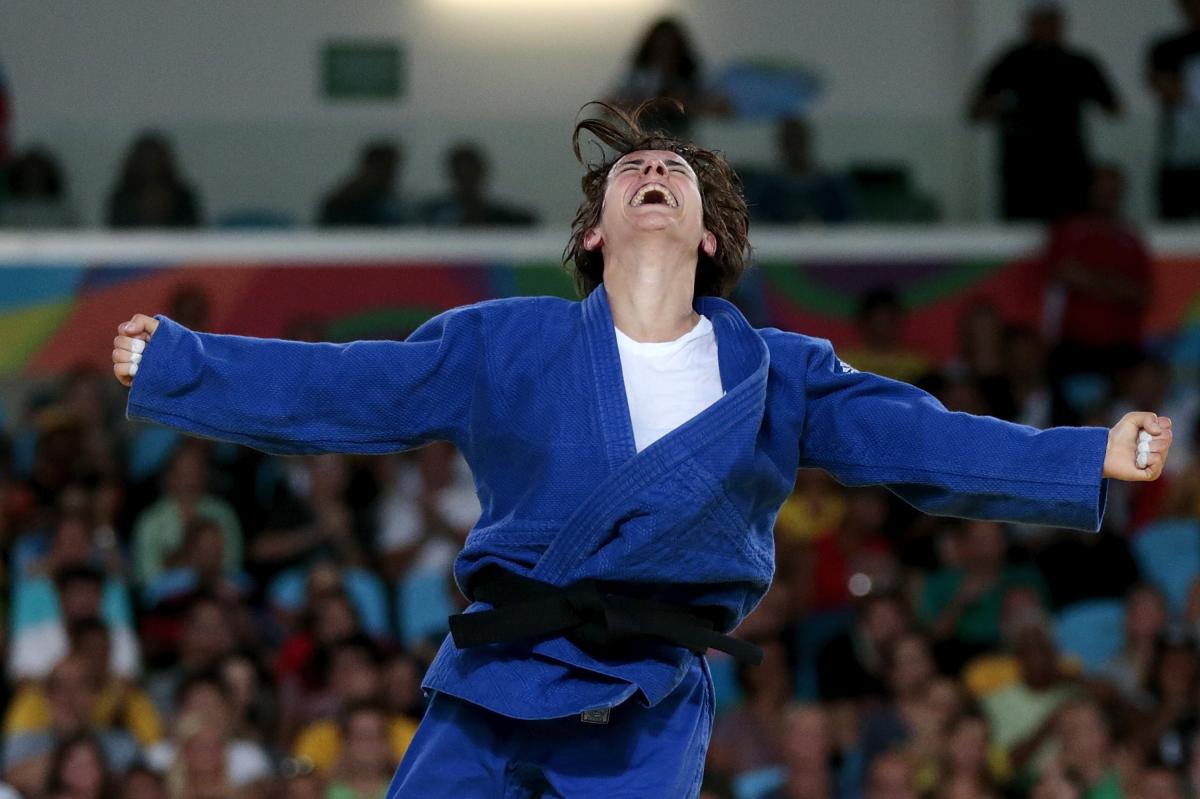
[112,314,160,387]
[1102,412,1173,481]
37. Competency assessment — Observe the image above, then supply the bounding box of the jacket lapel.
[531,285,770,585]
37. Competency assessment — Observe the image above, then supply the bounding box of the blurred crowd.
[0,1,1197,799]
[3,1,1200,229]
[0,222,1193,799]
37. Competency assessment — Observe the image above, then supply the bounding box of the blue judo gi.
[127,285,1109,798]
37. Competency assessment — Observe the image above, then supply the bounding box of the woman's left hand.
[1103,412,1172,481]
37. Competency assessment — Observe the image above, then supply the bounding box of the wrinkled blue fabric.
[127,284,1108,719]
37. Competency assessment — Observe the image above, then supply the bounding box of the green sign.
[321,41,404,100]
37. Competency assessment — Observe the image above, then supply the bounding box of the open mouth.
[630,182,678,208]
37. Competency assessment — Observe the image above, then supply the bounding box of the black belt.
[449,567,764,665]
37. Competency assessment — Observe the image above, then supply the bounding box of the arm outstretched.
[114,307,486,455]
[794,337,1169,531]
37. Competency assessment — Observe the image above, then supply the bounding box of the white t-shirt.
[614,315,724,453]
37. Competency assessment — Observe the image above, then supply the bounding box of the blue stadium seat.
[1054,599,1125,672]
[732,765,787,799]
[397,568,454,648]
[1133,519,1200,616]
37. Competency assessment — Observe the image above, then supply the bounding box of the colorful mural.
[1,254,1196,379]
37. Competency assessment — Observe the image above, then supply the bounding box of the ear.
[583,228,604,252]
[700,230,717,258]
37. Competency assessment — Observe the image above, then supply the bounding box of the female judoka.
[111,101,1172,798]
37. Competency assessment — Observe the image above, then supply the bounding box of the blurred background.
[1,1,1200,798]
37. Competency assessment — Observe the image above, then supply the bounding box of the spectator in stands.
[865,751,918,799]
[269,558,390,649]
[42,734,116,799]
[1055,701,1124,799]
[61,365,123,484]
[1005,325,1053,429]
[0,147,79,228]
[1164,414,1200,519]
[25,408,110,515]
[5,618,161,750]
[379,650,426,721]
[860,632,939,765]
[167,284,212,333]
[961,585,1058,699]
[764,704,835,799]
[163,713,231,799]
[798,487,897,614]
[9,554,141,682]
[275,589,367,746]
[712,640,793,773]
[133,441,243,587]
[418,143,536,228]
[218,652,275,747]
[291,636,417,775]
[1148,0,1200,219]
[1030,758,1083,799]
[377,443,480,579]
[837,288,929,385]
[146,671,272,791]
[744,117,856,225]
[981,621,1081,783]
[773,469,848,551]
[968,1,1120,221]
[253,455,366,585]
[317,140,408,227]
[939,712,1006,798]
[1138,766,1187,799]
[106,132,203,228]
[325,703,398,799]
[121,765,168,799]
[919,519,1047,670]
[1033,523,1140,610]
[1130,637,1200,769]
[2,655,140,797]
[954,302,1019,420]
[1042,164,1152,425]
[1097,585,1169,709]
[143,515,252,612]
[278,769,325,799]
[608,17,715,134]
[816,592,907,702]
[146,595,238,718]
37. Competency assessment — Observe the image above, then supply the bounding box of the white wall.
[0,0,1175,225]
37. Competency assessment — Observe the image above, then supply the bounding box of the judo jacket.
[127,284,1109,719]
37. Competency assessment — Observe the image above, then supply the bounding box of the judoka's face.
[584,149,716,257]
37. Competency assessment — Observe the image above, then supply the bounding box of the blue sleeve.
[797,337,1108,531]
[126,306,486,455]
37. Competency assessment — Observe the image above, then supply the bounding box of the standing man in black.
[969,1,1121,221]
[1148,0,1200,220]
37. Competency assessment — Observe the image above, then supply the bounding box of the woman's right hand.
[112,313,159,387]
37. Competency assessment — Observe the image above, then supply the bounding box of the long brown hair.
[563,99,750,298]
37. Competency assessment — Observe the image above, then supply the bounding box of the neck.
[602,238,700,342]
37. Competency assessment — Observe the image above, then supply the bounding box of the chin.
[626,210,682,231]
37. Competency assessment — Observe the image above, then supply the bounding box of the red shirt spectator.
[1043,165,1152,348]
